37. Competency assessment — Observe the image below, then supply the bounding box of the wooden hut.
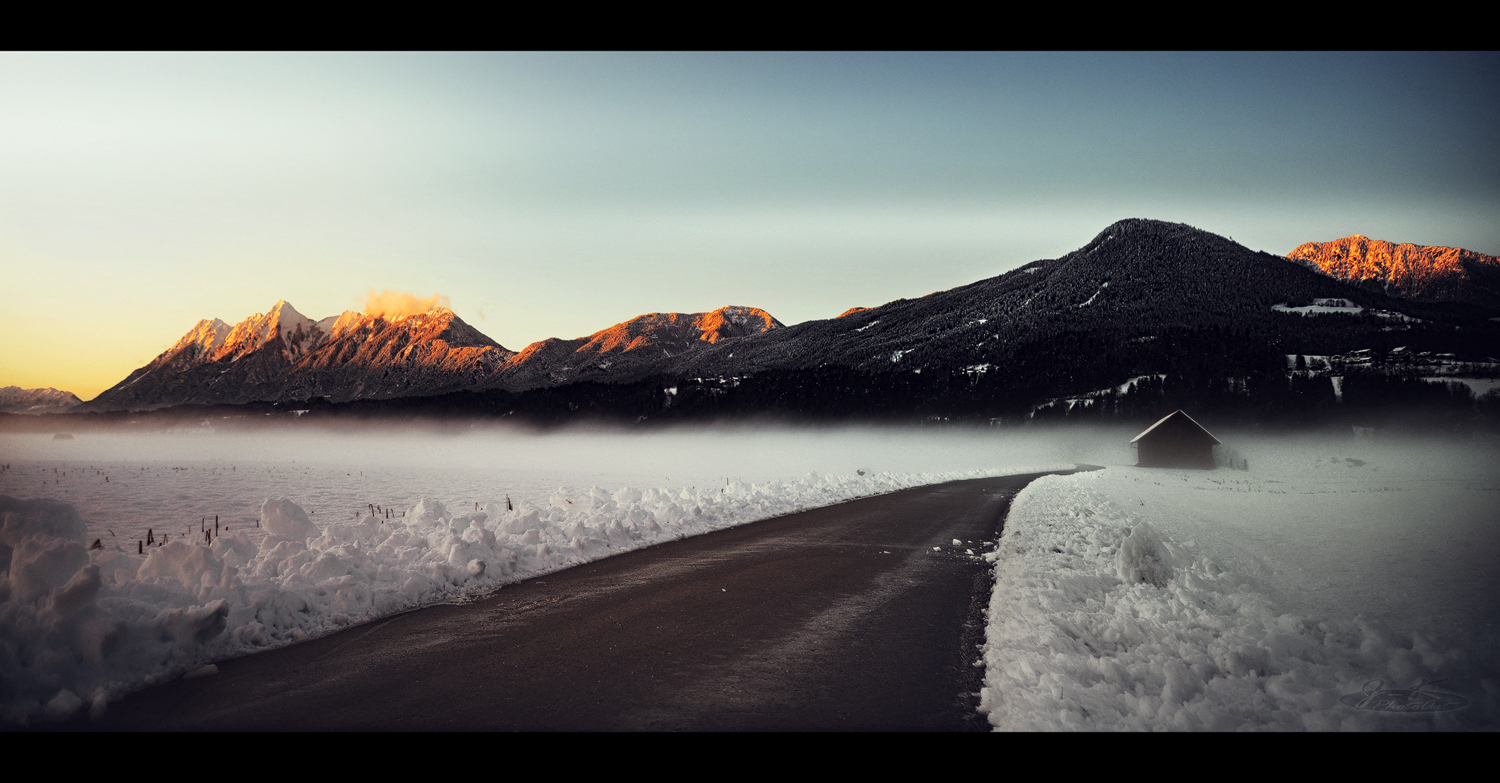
[1130,410,1220,469]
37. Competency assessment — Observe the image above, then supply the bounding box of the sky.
[2,51,1497,401]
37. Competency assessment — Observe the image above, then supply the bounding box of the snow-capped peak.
[170,318,232,358]
[212,301,324,361]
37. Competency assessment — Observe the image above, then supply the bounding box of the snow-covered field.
[5,422,1495,730]
[981,433,1500,731]
[0,421,1094,725]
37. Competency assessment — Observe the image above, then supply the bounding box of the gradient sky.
[3,51,1497,400]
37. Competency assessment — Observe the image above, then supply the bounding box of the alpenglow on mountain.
[89,301,512,409]
[86,303,782,410]
[479,307,783,393]
[85,219,1496,414]
[1288,235,1500,310]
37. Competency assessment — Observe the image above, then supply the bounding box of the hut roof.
[1130,410,1221,445]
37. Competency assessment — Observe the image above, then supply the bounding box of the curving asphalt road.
[73,467,1092,731]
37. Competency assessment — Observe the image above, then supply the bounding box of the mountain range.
[87,300,783,410]
[79,219,1499,415]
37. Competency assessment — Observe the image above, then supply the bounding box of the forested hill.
[663,218,1488,381]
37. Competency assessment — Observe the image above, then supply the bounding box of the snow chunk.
[259,497,318,544]
[137,540,227,592]
[1116,522,1173,588]
[405,498,449,527]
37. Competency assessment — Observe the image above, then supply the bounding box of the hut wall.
[1136,438,1215,469]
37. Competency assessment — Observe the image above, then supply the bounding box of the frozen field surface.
[1,422,1096,725]
[981,433,1500,731]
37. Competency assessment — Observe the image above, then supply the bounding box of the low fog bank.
[3,418,1137,471]
[5,420,1139,549]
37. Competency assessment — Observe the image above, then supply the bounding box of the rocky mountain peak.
[695,306,784,342]
[169,318,232,359]
[1288,236,1500,308]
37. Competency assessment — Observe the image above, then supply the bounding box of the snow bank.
[980,435,1500,731]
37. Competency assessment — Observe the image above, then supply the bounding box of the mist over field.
[1,422,1128,539]
[2,421,1496,727]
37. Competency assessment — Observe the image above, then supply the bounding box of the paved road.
[77,468,1089,731]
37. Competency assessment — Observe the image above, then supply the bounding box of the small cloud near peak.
[363,289,451,319]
